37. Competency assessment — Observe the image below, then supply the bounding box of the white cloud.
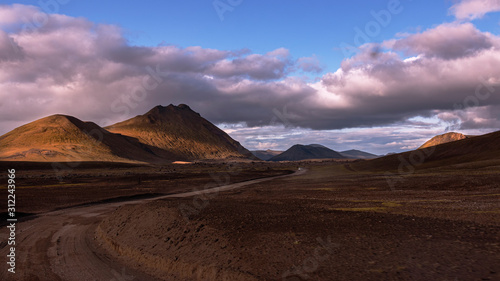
[450,0,500,20]
[0,4,39,26]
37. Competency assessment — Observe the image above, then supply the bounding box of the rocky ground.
[97,163,500,280]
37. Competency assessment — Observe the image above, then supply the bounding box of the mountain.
[105,104,253,161]
[268,144,346,162]
[251,150,283,161]
[352,130,500,172]
[419,132,469,149]
[308,144,329,148]
[340,149,379,159]
[0,104,254,163]
[0,115,166,163]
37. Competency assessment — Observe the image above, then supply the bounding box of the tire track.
[0,169,306,280]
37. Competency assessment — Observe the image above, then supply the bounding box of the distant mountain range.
[251,144,380,161]
[0,104,252,163]
[252,147,378,161]
[419,132,470,149]
[339,149,379,159]
[268,144,346,162]
[251,150,283,161]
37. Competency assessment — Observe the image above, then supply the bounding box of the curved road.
[1,168,306,281]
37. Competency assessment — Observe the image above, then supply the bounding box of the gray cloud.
[393,23,495,60]
[296,55,323,73]
[437,105,500,130]
[0,4,499,147]
[0,30,24,61]
[207,48,293,80]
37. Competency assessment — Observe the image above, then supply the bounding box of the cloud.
[0,4,39,27]
[296,55,323,73]
[207,49,293,80]
[0,30,24,61]
[0,4,499,149]
[437,105,500,130]
[303,23,500,130]
[393,23,494,60]
[450,0,500,20]
[0,5,320,131]
[223,121,464,154]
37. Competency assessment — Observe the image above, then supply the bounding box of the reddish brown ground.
[0,161,294,214]
[97,163,500,281]
[0,160,498,280]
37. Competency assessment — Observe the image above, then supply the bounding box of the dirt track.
[0,169,305,281]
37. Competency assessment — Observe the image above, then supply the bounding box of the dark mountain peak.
[269,143,345,161]
[145,104,199,119]
[178,104,191,110]
[307,144,328,149]
[145,105,167,116]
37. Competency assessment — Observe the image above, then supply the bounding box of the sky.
[0,0,499,154]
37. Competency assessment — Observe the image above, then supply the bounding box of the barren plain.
[0,159,498,280]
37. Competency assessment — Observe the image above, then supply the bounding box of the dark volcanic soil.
[0,161,294,214]
[98,163,500,281]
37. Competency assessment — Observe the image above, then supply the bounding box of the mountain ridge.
[104,104,253,161]
[419,132,469,149]
[352,130,500,172]
[340,149,379,159]
[0,114,167,163]
[0,105,253,162]
[268,144,346,162]
[251,150,283,161]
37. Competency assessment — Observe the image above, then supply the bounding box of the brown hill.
[0,115,168,163]
[419,132,469,149]
[352,130,500,172]
[105,104,253,161]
